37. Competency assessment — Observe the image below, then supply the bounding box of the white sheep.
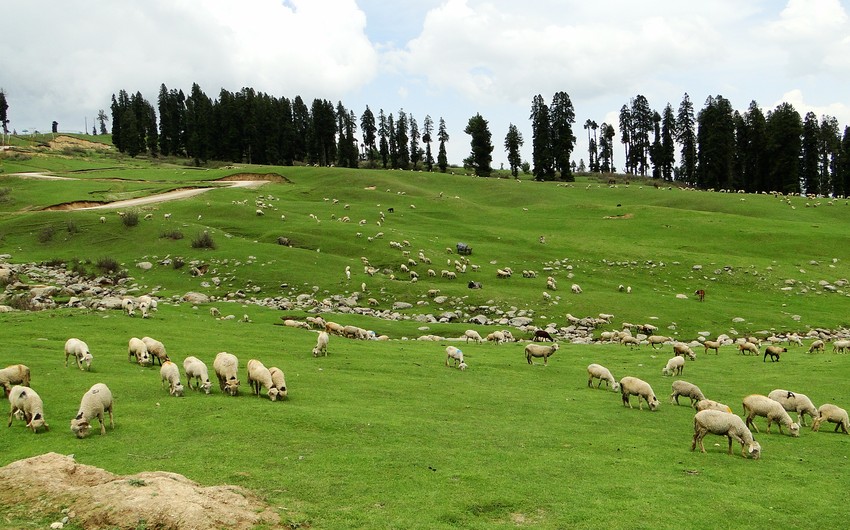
[621,336,640,348]
[703,340,721,355]
[64,338,93,371]
[313,331,329,357]
[691,410,760,459]
[7,385,49,433]
[458,362,468,371]
[137,295,157,318]
[586,363,620,391]
[99,216,106,223]
[525,343,559,365]
[213,352,240,396]
[670,380,705,406]
[70,383,114,438]
[486,330,505,344]
[807,339,825,353]
[268,367,288,399]
[445,346,464,368]
[127,337,152,366]
[619,376,660,411]
[647,335,671,349]
[463,330,483,343]
[831,339,850,353]
[160,361,184,397]
[811,403,849,434]
[673,342,696,360]
[661,355,685,376]
[0,364,31,397]
[742,394,800,437]
[210,307,221,318]
[767,389,818,426]
[121,297,135,316]
[183,356,212,394]
[141,337,169,366]
[247,359,279,401]
[695,399,733,413]
[738,341,760,355]
[570,283,582,294]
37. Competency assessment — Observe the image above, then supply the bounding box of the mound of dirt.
[218,173,290,183]
[49,135,112,151]
[0,453,281,530]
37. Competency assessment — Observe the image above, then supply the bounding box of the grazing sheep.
[70,383,114,438]
[486,330,506,344]
[313,331,329,357]
[621,335,640,348]
[661,356,685,376]
[213,352,240,396]
[737,341,760,356]
[99,216,106,223]
[525,343,559,365]
[691,410,760,459]
[7,385,49,432]
[670,380,705,406]
[1,364,31,397]
[807,339,825,353]
[141,337,169,366]
[137,295,157,318]
[767,389,818,426]
[445,346,464,367]
[647,335,671,349]
[463,330,483,343]
[763,345,786,362]
[695,399,733,413]
[832,339,850,354]
[64,338,93,371]
[532,329,554,342]
[160,361,184,397]
[127,337,152,366]
[121,297,135,316]
[247,359,279,401]
[325,321,346,336]
[673,342,696,360]
[458,362,468,371]
[570,283,582,294]
[268,367,288,399]
[619,376,660,411]
[210,307,221,318]
[182,356,212,394]
[742,394,800,437]
[586,364,620,391]
[703,340,721,355]
[811,404,850,434]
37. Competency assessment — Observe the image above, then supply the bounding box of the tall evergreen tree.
[598,122,615,173]
[185,83,212,165]
[310,98,336,165]
[740,101,768,193]
[387,114,398,168]
[649,111,662,179]
[584,119,594,171]
[437,117,449,172]
[820,115,840,196]
[765,102,803,194]
[336,102,358,168]
[839,126,850,198]
[422,114,434,171]
[378,109,389,168]
[504,123,524,177]
[676,93,697,185]
[800,111,820,194]
[96,109,108,135]
[550,91,576,180]
[629,95,653,176]
[660,104,676,181]
[360,106,377,165]
[0,89,8,142]
[396,110,409,169]
[696,95,735,190]
[464,113,493,177]
[291,96,310,163]
[409,115,420,169]
[618,105,632,174]
[530,94,554,180]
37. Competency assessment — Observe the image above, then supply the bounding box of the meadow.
[1,140,849,529]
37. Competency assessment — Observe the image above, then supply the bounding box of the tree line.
[105,83,850,195]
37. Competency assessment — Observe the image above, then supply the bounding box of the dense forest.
[105,83,850,195]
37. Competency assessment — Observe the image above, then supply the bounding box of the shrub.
[66,220,79,234]
[160,229,184,240]
[6,294,36,311]
[191,231,216,249]
[69,259,91,279]
[0,187,10,202]
[122,211,139,227]
[37,225,56,243]
[96,256,121,275]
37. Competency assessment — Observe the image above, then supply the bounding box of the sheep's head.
[27,413,48,433]
[171,382,184,397]
[790,422,801,437]
[458,362,468,371]
[70,417,91,438]
[649,397,660,411]
[611,381,621,392]
[81,353,93,370]
[225,379,240,396]
[268,387,280,401]
[747,441,762,460]
[201,380,212,395]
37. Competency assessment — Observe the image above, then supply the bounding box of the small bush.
[96,256,121,275]
[37,225,56,243]
[66,220,79,234]
[160,229,184,240]
[69,259,91,279]
[0,187,10,202]
[191,231,216,249]
[122,211,139,227]
[6,294,36,311]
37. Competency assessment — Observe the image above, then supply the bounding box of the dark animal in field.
[532,329,553,342]
[695,289,705,302]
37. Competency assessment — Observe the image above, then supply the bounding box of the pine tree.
[765,102,802,194]
[618,105,632,174]
[291,96,310,163]
[360,106,377,166]
[409,115,420,169]
[388,114,398,168]
[820,115,840,196]
[800,111,820,194]
[422,115,434,171]
[740,101,768,193]
[550,91,576,180]
[437,117,449,172]
[464,113,493,177]
[696,95,735,190]
[530,94,554,180]
[396,110,409,169]
[676,93,697,185]
[660,104,676,181]
[649,111,662,179]
[0,89,8,143]
[838,126,850,198]
[629,95,653,176]
[504,123,524,177]
[378,109,389,168]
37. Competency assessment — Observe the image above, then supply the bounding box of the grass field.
[1,140,850,529]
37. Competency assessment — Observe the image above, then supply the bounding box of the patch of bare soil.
[218,172,290,183]
[49,135,112,151]
[603,213,634,219]
[0,453,282,530]
[43,201,108,211]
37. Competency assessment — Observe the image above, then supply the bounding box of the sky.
[2,0,850,168]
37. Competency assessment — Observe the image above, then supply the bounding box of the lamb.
[767,389,818,426]
[121,297,135,316]
[7,385,49,433]
[445,346,464,367]
[661,355,685,376]
[247,359,279,401]
[160,361,185,397]
[182,356,212,394]
[64,338,93,371]
[691,410,761,459]
[832,339,850,354]
[647,335,671,349]
[703,340,721,355]
[742,394,800,437]
[695,399,733,413]
[313,331,329,357]
[570,283,582,294]
[525,343,559,365]
[807,339,825,353]
[737,341,760,355]
[670,380,705,406]
[127,337,152,366]
[463,330,483,343]
[137,295,157,318]
[1,364,31,397]
[213,352,240,396]
[586,364,620,391]
[70,383,114,438]
[673,342,696,360]
[619,376,660,411]
[811,403,850,434]
[141,337,169,366]
[268,367,288,399]
[763,345,786,362]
